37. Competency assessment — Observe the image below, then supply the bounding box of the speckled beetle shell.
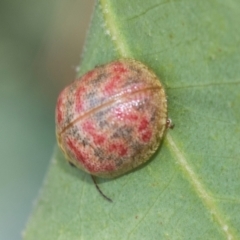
[56,59,167,178]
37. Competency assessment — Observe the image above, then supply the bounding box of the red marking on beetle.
[67,138,88,166]
[138,118,152,142]
[75,86,85,112]
[82,121,106,145]
[124,113,138,121]
[66,138,110,172]
[111,62,128,74]
[93,134,106,145]
[67,138,116,173]
[56,95,63,124]
[138,118,149,132]
[104,75,121,95]
[141,130,152,142]
[82,121,95,132]
[109,143,128,157]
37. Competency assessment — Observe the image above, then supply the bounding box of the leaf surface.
[24,1,240,239]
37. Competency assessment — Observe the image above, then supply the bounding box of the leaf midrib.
[99,0,237,239]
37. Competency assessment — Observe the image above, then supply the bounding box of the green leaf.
[24,1,240,239]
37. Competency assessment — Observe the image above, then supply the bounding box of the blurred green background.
[0,1,94,239]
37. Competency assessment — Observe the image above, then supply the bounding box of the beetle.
[56,59,169,201]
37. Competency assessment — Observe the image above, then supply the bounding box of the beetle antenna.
[91,175,112,202]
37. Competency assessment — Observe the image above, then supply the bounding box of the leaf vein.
[166,134,236,240]
[100,0,132,57]
[126,1,170,21]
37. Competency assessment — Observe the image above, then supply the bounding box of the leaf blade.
[24,1,240,239]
